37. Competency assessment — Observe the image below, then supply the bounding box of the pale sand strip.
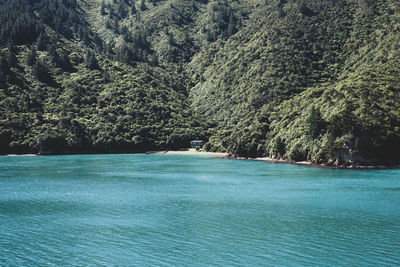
[149,151,228,157]
[5,154,37,156]
[253,157,310,164]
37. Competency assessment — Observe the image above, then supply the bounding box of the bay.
[1,154,399,266]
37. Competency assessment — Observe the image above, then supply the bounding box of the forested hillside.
[1,0,399,166]
[0,0,207,154]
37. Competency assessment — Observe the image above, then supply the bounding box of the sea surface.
[1,154,400,266]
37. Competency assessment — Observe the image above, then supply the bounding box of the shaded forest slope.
[0,0,399,166]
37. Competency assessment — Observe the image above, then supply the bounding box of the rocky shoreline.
[221,155,400,170]
[149,151,400,169]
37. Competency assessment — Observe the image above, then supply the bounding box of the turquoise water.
[1,154,399,266]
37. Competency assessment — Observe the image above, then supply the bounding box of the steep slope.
[189,0,353,124]
[189,0,400,166]
[1,0,400,166]
[267,2,400,165]
[0,0,207,154]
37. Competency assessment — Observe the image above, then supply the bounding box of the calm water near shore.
[1,154,400,266]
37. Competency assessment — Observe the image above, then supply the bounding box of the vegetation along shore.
[1,0,400,167]
[5,150,397,170]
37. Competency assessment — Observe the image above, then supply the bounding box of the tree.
[298,1,315,17]
[116,44,130,64]
[118,4,128,18]
[53,50,73,71]
[100,0,106,15]
[131,2,137,15]
[227,13,238,36]
[0,54,6,85]
[84,49,99,70]
[0,67,5,86]
[26,47,37,66]
[36,31,47,51]
[306,107,326,138]
[272,137,286,157]
[140,0,146,11]
[0,130,11,153]
[32,61,50,82]
[38,133,68,154]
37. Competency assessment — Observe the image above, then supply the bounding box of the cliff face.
[1,0,400,165]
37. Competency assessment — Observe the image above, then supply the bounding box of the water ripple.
[1,154,400,266]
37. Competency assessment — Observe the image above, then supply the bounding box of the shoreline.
[148,151,400,169]
[2,151,399,169]
[224,155,400,170]
[146,150,229,157]
[4,154,38,157]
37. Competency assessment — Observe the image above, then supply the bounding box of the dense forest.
[0,0,399,166]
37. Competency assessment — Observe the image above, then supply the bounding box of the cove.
[1,154,399,266]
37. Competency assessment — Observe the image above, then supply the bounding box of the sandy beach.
[5,154,37,157]
[148,150,229,157]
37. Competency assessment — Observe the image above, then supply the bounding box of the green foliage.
[306,107,326,138]
[1,0,400,166]
[297,1,315,17]
[25,48,37,66]
[271,137,285,158]
[266,17,400,165]
[84,49,99,70]
[32,61,49,82]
